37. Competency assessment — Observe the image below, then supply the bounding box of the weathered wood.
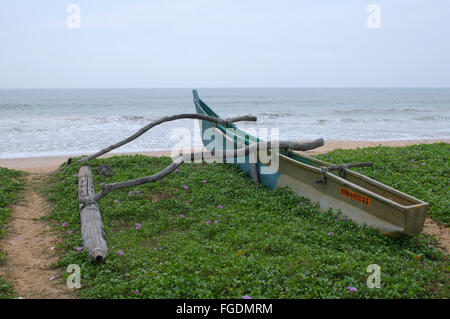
[93,139,324,202]
[94,161,182,202]
[177,138,325,162]
[326,162,374,171]
[78,166,107,262]
[80,113,257,162]
[250,152,259,186]
[74,109,323,203]
[317,162,374,183]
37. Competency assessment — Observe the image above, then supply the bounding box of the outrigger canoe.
[192,90,428,237]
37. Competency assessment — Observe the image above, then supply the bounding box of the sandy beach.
[0,139,448,174]
[0,151,172,173]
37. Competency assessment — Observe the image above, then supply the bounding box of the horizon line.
[1,86,450,90]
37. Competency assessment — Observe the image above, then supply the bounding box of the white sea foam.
[0,88,449,158]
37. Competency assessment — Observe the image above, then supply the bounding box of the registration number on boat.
[339,187,371,207]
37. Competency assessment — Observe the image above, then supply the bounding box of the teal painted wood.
[193,90,280,189]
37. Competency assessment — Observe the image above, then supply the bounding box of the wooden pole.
[326,162,373,171]
[80,114,257,162]
[78,166,107,262]
[250,152,259,186]
[92,139,324,202]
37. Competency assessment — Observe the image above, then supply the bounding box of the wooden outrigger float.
[193,90,428,237]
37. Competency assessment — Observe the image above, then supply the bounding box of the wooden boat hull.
[193,90,428,237]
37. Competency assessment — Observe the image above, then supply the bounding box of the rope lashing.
[317,166,329,184]
[316,162,373,184]
[79,197,99,210]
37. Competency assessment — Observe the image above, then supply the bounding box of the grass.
[316,142,450,225]
[0,167,26,299]
[44,144,449,299]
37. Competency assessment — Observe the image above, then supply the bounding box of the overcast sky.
[1,0,449,88]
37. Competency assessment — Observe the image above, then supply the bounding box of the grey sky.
[1,0,449,88]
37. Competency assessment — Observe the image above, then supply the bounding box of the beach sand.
[0,151,172,174]
[0,139,448,173]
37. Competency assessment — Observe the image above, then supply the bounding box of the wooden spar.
[80,113,257,162]
[250,152,259,186]
[90,139,323,202]
[326,162,374,171]
[70,107,322,202]
[78,166,107,262]
[94,161,182,202]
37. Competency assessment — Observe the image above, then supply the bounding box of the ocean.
[0,88,449,159]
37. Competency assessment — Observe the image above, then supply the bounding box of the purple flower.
[205,221,211,225]
[100,182,105,187]
[342,217,347,222]
[67,230,73,235]
[76,247,83,252]
[214,220,218,225]
[202,180,207,183]
[347,286,357,294]
[135,223,141,230]
[135,191,141,195]
[134,290,140,295]
[242,295,252,299]
[179,214,185,218]
[117,250,124,256]
[62,222,68,227]
[328,232,334,237]
[74,174,78,177]
[182,185,188,190]
[299,202,304,206]
[175,168,179,172]
[218,205,223,209]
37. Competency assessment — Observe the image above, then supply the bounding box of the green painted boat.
[193,90,428,237]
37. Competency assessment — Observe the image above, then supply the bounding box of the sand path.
[424,219,449,255]
[0,173,74,298]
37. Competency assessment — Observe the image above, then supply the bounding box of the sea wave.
[259,112,294,118]
[1,88,450,158]
[340,118,359,123]
[331,107,427,115]
[414,115,450,121]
